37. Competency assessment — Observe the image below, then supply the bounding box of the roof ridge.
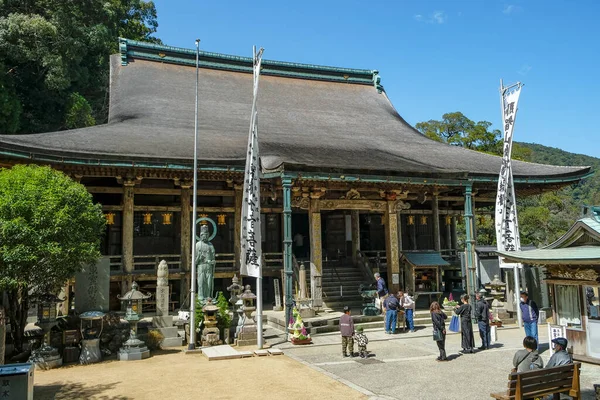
[119,38,383,90]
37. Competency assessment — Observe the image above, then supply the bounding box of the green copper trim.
[463,185,476,301]
[281,176,294,340]
[0,148,244,173]
[119,38,381,87]
[470,170,594,185]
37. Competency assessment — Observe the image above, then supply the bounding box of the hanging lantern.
[420,215,428,225]
[105,212,115,225]
[445,215,452,225]
[217,214,226,226]
[143,212,152,225]
[162,213,172,225]
[199,214,209,225]
[407,215,415,225]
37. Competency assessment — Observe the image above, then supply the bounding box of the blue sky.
[153,0,600,158]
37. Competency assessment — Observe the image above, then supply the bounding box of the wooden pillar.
[410,221,417,250]
[351,210,360,264]
[234,188,243,271]
[385,201,400,293]
[445,214,452,251]
[432,194,441,251]
[180,184,191,305]
[464,185,476,299]
[309,200,322,299]
[122,179,135,294]
[451,216,458,250]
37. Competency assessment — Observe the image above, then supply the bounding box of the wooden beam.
[87,186,235,196]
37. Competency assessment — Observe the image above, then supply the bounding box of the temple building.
[0,39,592,312]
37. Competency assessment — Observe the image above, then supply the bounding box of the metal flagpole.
[188,38,200,350]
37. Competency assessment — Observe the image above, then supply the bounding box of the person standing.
[475,292,490,350]
[374,272,388,314]
[430,301,448,361]
[383,293,399,334]
[354,326,369,358]
[520,292,539,345]
[454,294,475,354]
[339,306,355,357]
[398,290,415,333]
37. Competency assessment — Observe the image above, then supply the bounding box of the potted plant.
[288,307,312,345]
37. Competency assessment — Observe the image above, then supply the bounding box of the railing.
[108,252,284,275]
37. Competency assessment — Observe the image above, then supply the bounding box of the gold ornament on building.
[445,215,452,225]
[217,214,226,226]
[143,212,152,225]
[105,212,115,225]
[162,213,172,225]
[420,215,428,225]
[407,215,415,225]
[199,214,209,225]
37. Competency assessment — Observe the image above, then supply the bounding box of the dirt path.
[33,349,367,400]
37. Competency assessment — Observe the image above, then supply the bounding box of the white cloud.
[518,64,532,75]
[503,4,519,14]
[414,11,447,24]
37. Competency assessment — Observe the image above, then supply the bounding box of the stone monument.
[196,225,216,301]
[152,260,182,347]
[235,285,258,346]
[75,257,110,313]
[297,262,315,318]
[200,299,222,347]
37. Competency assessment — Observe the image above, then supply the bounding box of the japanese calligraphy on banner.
[495,82,523,268]
[240,47,265,278]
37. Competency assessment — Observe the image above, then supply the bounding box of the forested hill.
[517,142,600,206]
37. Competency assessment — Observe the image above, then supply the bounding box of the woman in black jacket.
[454,293,475,353]
[430,301,448,361]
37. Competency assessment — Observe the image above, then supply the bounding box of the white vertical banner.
[240,47,265,278]
[495,82,523,265]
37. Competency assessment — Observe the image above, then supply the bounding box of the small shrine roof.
[402,251,450,267]
[0,39,591,183]
[497,245,600,265]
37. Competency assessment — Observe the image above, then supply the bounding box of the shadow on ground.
[35,381,130,400]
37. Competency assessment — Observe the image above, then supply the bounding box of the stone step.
[161,336,183,347]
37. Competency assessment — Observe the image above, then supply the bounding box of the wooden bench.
[490,362,581,400]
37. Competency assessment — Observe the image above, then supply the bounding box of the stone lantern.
[485,275,509,324]
[226,275,243,343]
[235,285,257,346]
[200,299,222,347]
[29,293,64,369]
[117,282,151,361]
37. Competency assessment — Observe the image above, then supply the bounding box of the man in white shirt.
[398,290,415,332]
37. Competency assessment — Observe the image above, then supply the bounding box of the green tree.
[0,165,106,352]
[415,112,502,154]
[0,0,160,133]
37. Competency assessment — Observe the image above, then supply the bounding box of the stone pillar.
[351,210,360,264]
[234,187,243,270]
[309,200,322,302]
[432,194,441,251]
[464,186,476,299]
[282,179,294,334]
[122,180,135,295]
[384,201,400,293]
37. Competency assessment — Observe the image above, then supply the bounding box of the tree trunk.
[6,288,29,353]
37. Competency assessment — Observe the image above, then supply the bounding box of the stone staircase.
[320,261,368,311]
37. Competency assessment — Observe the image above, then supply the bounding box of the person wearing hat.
[339,306,355,357]
[546,337,572,368]
[354,326,369,358]
[519,292,539,346]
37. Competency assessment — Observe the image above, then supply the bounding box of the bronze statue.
[196,225,216,301]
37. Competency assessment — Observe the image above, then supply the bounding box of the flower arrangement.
[288,307,312,344]
[443,294,458,308]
